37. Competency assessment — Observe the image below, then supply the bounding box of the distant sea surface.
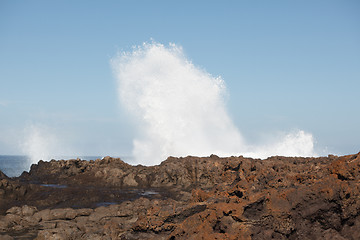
[0,155,105,177]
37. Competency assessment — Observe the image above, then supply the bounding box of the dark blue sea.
[0,155,104,177]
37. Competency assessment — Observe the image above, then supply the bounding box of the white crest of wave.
[112,41,315,165]
[22,124,59,165]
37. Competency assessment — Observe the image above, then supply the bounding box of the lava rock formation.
[1,153,360,239]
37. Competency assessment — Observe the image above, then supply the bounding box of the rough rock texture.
[1,153,360,239]
[0,170,8,180]
[19,155,229,189]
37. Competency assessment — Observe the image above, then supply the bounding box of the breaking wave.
[112,41,315,165]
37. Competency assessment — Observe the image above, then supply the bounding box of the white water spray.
[22,124,60,165]
[112,42,315,165]
[245,130,315,159]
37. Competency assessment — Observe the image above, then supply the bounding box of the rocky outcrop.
[19,155,233,189]
[0,153,360,239]
[0,170,8,180]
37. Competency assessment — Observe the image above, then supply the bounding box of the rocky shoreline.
[1,153,360,239]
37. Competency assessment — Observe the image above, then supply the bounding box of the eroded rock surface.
[0,153,360,239]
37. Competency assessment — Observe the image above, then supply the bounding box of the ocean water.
[0,155,104,177]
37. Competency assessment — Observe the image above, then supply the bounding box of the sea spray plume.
[112,41,316,165]
[22,124,59,165]
[112,42,245,165]
[271,130,315,157]
[246,130,315,159]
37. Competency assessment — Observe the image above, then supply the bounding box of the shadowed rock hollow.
[1,153,360,239]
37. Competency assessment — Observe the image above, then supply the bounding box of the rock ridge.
[0,153,359,239]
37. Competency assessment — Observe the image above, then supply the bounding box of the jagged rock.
[0,153,359,239]
[0,170,8,180]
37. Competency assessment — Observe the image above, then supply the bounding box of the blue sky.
[0,0,359,157]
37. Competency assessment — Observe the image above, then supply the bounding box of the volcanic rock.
[0,153,359,239]
[0,170,8,180]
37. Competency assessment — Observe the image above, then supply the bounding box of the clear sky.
[0,1,359,158]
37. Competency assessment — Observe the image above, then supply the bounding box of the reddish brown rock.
[0,170,8,180]
[0,153,360,239]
